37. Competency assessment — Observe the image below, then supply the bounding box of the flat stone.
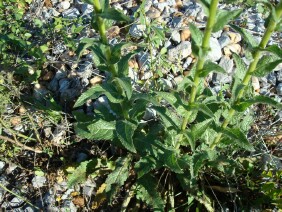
[62,8,80,19]
[146,7,161,19]
[277,71,282,82]
[57,1,71,12]
[129,24,146,38]
[206,37,222,62]
[218,33,231,48]
[212,73,232,85]
[252,76,260,92]
[267,72,277,86]
[180,28,191,41]
[143,107,157,121]
[0,161,5,172]
[167,41,192,61]
[137,52,150,71]
[218,56,234,74]
[171,30,181,43]
[277,83,282,96]
[227,31,241,43]
[32,176,46,188]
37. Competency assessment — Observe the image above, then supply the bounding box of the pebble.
[267,72,277,86]
[180,29,191,41]
[277,71,282,82]
[62,8,80,19]
[277,83,282,96]
[76,152,88,162]
[57,1,71,12]
[206,37,222,62]
[0,161,5,172]
[32,176,47,188]
[171,30,181,43]
[158,78,173,91]
[167,41,192,61]
[227,31,241,44]
[146,7,161,19]
[129,24,146,38]
[90,76,103,85]
[137,52,150,71]
[219,56,234,74]
[218,33,231,48]
[252,76,260,92]
[143,107,157,121]
[81,3,93,15]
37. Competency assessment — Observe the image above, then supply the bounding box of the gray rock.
[32,176,46,188]
[206,37,222,62]
[129,24,146,38]
[81,3,93,15]
[48,78,59,92]
[171,17,183,28]
[218,33,231,48]
[262,154,282,170]
[274,63,282,71]
[77,61,93,78]
[277,83,282,96]
[277,71,282,82]
[168,41,192,61]
[62,200,77,212]
[2,197,23,208]
[141,71,153,80]
[59,79,71,92]
[219,56,234,74]
[0,161,5,172]
[143,107,157,121]
[158,78,173,91]
[128,67,138,82]
[55,70,68,80]
[53,43,66,54]
[183,57,193,69]
[267,72,277,86]
[57,1,71,11]
[62,8,80,19]
[155,2,168,12]
[212,73,232,85]
[212,30,222,39]
[137,52,150,71]
[171,30,181,43]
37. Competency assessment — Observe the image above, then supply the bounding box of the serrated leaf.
[98,8,131,22]
[163,153,183,174]
[188,103,214,118]
[136,174,165,211]
[117,49,141,77]
[67,161,89,187]
[254,58,282,77]
[191,119,213,138]
[115,120,137,153]
[189,23,203,57]
[112,77,132,100]
[134,156,157,178]
[233,53,247,80]
[191,152,209,178]
[76,38,96,59]
[213,9,242,32]
[75,119,116,140]
[183,131,196,152]
[260,45,282,58]
[105,157,131,202]
[230,24,259,48]
[101,83,124,103]
[90,44,108,66]
[199,60,226,77]
[152,106,180,129]
[109,42,132,64]
[233,95,282,112]
[74,85,105,108]
[222,128,255,151]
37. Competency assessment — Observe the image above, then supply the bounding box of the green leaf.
[191,151,209,178]
[191,119,213,139]
[233,53,247,80]
[90,44,108,66]
[117,49,141,77]
[109,42,131,64]
[213,9,242,32]
[222,128,255,151]
[115,120,137,153]
[75,119,116,140]
[76,38,97,59]
[101,83,124,103]
[67,161,89,187]
[136,174,165,211]
[230,24,259,48]
[254,58,282,77]
[134,156,157,178]
[233,95,282,112]
[162,152,183,173]
[105,156,131,202]
[98,8,131,22]
[74,85,105,108]
[199,60,226,77]
[112,77,132,100]
[189,23,203,57]
[198,0,211,16]
[188,103,214,118]
[152,106,180,129]
[260,45,282,58]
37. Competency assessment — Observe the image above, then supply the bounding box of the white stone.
[277,83,282,96]
[206,37,222,62]
[129,24,146,38]
[58,1,71,11]
[32,176,46,188]
[168,41,192,61]
[171,30,181,43]
[219,56,234,74]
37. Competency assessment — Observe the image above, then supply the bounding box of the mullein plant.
[71,0,282,210]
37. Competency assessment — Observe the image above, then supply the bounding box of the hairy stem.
[210,1,282,149]
[181,0,219,131]
[93,0,117,76]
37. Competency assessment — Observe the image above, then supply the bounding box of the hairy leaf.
[233,53,247,80]
[98,8,131,22]
[188,103,214,118]
[115,120,137,153]
[75,119,116,140]
[213,9,242,32]
[260,45,282,58]
[112,77,132,100]
[254,58,282,77]
[189,23,203,57]
[222,128,255,151]
[199,60,226,77]
[233,95,282,112]
[134,156,157,178]
[105,156,131,202]
[136,174,165,211]
[74,85,105,108]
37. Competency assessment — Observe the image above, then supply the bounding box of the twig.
[0,135,42,153]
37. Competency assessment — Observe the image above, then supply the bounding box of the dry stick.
[210,2,282,149]
[181,0,220,131]
[0,135,42,153]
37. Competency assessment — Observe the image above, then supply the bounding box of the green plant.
[72,0,282,210]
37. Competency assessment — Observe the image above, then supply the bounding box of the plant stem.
[93,0,117,76]
[181,0,219,131]
[210,1,282,149]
